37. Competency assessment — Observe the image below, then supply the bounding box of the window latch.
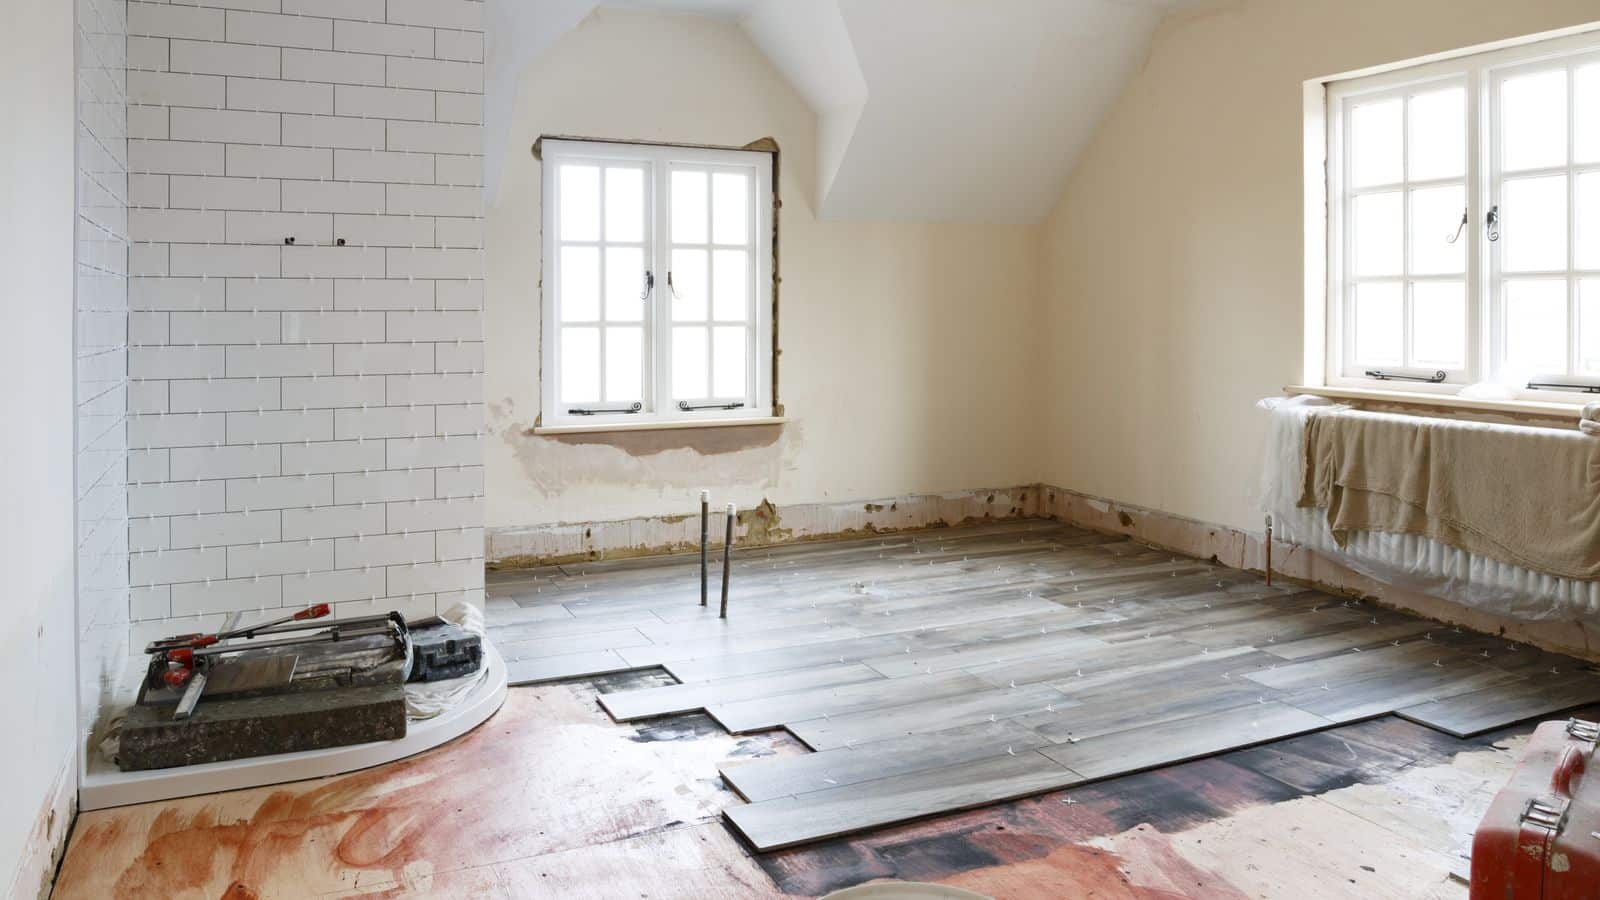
[678,401,746,412]
[1365,369,1446,383]
[1445,209,1467,244]
[568,403,643,416]
[667,271,678,298]
[641,270,654,300]
[1486,204,1500,242]
[1527,381,1600,394]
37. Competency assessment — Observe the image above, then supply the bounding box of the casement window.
[1326,30,1600,397]
[539,139,775,426]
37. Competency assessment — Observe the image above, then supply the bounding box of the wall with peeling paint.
[1038,0,1600,536]
[485,8,1041,547]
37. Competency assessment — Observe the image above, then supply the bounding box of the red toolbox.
[1471,717,1600,899]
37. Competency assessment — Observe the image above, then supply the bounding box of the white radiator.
[1259,396,1600,623]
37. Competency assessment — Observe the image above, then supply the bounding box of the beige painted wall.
[1039,0,1600,535]
[486,9,1040,532]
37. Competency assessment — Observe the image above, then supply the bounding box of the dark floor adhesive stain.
[629,713,728,743]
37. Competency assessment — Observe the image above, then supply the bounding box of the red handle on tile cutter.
[156,603,333,686]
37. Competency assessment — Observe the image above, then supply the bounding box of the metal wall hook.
[1486,204,1500,242]
[1444,209,1467,244]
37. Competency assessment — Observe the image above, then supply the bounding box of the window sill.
[531,415,789,436]
[1285,385,1583,421]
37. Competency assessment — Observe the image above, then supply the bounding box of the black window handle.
[641,270,654,300]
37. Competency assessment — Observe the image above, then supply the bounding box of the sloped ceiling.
[486,0,1183,224]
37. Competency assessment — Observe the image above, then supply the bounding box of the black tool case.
[407,618,484,682]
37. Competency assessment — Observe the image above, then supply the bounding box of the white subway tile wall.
[126,0,486,639]
[79,0,132,744]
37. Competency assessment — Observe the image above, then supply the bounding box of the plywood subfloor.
[485,520,1600,852]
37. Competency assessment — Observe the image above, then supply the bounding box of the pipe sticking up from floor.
[700,490,709,607]
[1265,514,1273,587]
[720,503,735,619]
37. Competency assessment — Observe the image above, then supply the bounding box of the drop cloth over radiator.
[1260,396,1600,622]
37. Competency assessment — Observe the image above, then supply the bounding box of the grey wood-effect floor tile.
[1037,701,1333,779]
[597,663,883,723]
[505,650,637,686]
[1395,669,1600,737]
[708,671,993,734]
[784,682,1074,751]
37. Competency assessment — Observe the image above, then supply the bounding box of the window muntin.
[540,140,773,425]
[1327,32,1600,396]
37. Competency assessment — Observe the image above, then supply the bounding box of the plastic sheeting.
[1259,395,1600,623]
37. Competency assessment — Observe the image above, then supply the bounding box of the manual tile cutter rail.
[141,603,411,720]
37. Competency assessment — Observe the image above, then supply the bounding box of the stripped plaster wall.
[1037,0,1600,537]
[485,9,1041,561]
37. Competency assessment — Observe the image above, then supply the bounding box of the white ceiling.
[486,0,1185,223]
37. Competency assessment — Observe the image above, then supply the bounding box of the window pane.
[605,167,644,243]
[558,165,599,241]
[604,327,642,403]
[1578,64,1600,164]
[1502,175,1567,273]
[1409,86,1465,181]
[1502,69,1567,171]
[604,246,644,322]
[1504,279,1567,372]
[1410,184,1466,275]
[1354,282,1403,365]
[1351,98,1402,188]
[1353,191,1402,277]
[671,170,707,244]
[670,248,708,321]
[712,172,750,245]
[1412,281,1466,368]
[1582,279,1600,375]
[560,327,599,404]
[559,246,599,322]
[672,326,707,400]
[712,249,749,321]
[1578,171,1599,271]
[713,326,746,398]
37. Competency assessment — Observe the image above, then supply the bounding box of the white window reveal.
[540,139,774,426]
[1326,30,1600,398]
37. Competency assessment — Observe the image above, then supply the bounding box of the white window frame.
[539,138,775,427]
[1321,27,1600,402]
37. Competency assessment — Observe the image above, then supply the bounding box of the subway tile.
[170,375,282,412]
[334,467,433,503]
[281,178,385,214]
[386,309,479,341]
[130,139,225,176]
[281,439,387,475]
[334,278,433,310]
[281,113,385,150]
[130,585,173,621]
[226,10,333,51]
[171,576,283,617]
[226,473,333,511]
[132,276,226,311]
[334,341,432,375]
[169,509,282,549]
[226,210,332,244]
[129,3,225,41]
[384,0,482,30]
[131,345,226,379]
[386,183,478,216]
[384,433,479,468]
[282,310,386,343]
[433,529,484,565]
[169,243,281,277]
[386,496,480,532]
[335,84,432,121]
[434,339,481,372]
[170,443,281,480]
[169,175,281,212]
[130,479,227,517]
[387,558,478,595]
[131,173,171,207]
[227,539,333,578]
[334,405,435,440]
[282,47,384,85]
[128,379,171,415]
[435,464,482,498]
[169,310,281,344]
[131,547,227,587]
[386,121,478,155]
[384,372,479,405]
[334,530,433,569]
[432,154,482,188]
[385,247,481,279]
[283,503,387,540]
[433,29,482,63]
[129,311,168,346]
[281,373,387,407]
[227,276,333,310]
[434,217,482,248]
[128,71,226,107]
[385,56,480,93]
[129,515,171,552]
[131,242,170,277]
[434,91,482,125]
[226,144,333,179]
[333,150,432,184]
[227,76,333,114]
[332,212,433,247]
[284,0,385,20]
[129,410,229,448]
[281,566,385,605]
[435,402,481,435]
[282,244,387,278]
[333,19,431,57]
[128,105,170,139]
[128,35,171,71]
[226,343,334,377]
[434,279,483,310]
[131,211,227,248]
[169,38,280,78]
[226,408,334,443]
[128,448,172,483]
[170,107,281,144]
